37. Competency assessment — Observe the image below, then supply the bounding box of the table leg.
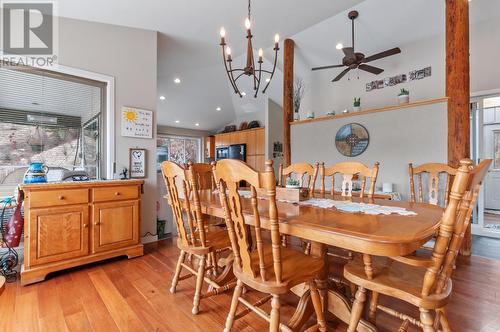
[288,242,377,332]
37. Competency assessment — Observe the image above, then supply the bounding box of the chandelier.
[219,0,280,98]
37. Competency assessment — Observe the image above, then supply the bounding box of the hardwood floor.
[1,238,500,331]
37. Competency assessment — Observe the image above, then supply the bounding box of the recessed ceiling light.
[174,78,181,84]
[216,107,222,111]
[195,123,200,126]
[175,120,180,123]
[241,91,247,96]
[265,78,271,82]
[159,95,166,100]
[336,43,344,50]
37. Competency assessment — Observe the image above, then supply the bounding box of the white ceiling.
[55,0,500,131]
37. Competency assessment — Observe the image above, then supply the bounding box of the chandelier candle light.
[219,0,280,98]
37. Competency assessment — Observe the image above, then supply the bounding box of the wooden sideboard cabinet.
[20,180,144,285]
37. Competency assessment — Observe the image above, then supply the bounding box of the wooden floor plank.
[2,238,500,332]
[88,268,146,332]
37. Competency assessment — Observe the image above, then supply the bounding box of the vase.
[23,162,49,184]
[398,95,410,104]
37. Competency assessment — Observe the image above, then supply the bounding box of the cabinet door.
[246,130,257,155]
[256,129,265,155]
[92,200,139,253]
[215,135,222,148]
[246,155,257,169]
[28,205,89,266]
[256,155,265,172]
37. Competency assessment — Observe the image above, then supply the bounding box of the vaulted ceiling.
[56,0,500,131]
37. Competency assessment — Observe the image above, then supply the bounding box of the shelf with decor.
[290,97,448,126]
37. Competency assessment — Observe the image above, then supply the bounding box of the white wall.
[291,101,448,199]
[296,34,445,119]
[58,17,158,237]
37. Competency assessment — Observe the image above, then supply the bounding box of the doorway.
[471,94,500,238]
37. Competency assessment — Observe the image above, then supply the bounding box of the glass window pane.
[185,138,199,163]
[169,138,185,164]
[484,108,495,124]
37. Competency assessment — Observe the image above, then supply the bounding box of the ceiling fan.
[311,10,401,82]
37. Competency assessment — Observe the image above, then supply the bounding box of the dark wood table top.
[197,190,444,257]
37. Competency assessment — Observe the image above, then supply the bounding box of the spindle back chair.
[320,161,379,198]
[409,163,457,207]
[213,159,327,332]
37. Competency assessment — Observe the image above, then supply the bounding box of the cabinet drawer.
[93,186,139,202]
[29,189,89,208]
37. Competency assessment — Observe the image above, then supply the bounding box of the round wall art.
[335,123,369,157]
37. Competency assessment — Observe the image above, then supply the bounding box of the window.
[157,135,201,170]
[0,66,104,194]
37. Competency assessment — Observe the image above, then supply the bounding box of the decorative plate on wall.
[335,123,369,157]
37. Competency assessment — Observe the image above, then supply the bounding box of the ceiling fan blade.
[358,64,384,75]
[311,64,345,71]
[363,47,401,63]
[332,68,351,82]
[342,47,355,58]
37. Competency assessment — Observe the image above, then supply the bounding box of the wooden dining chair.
[409,162,457,207]
[213,159,327,332]
[319,161,380,198]
[344,159,492,332]
[278,162,319,197]
[160,161,234,315]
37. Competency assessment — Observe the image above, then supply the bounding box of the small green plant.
[353,97,361,107]
[399,88,409,96]
[286,178,300,186]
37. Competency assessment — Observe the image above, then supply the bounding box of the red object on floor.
[2,196,24,248]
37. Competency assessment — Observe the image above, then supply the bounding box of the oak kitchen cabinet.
[213,127,265,171]
[20,180,144,285]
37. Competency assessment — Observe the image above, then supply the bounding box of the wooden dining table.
[195,190,444,332]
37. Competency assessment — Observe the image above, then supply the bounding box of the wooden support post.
[283,38,294,167]
[446,0,471,255]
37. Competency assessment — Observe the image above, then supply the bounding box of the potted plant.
[286,178,301,189]
[353,97,361,112]
[398,88,410,104]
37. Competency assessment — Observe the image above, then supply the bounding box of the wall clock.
[335,123,369,157]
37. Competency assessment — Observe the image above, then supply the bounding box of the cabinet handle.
[94,221,101,226]
[83,224,88,228]
[59,196,65,200]
[114,192,120,196]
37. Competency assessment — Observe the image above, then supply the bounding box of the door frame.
[471,92,500,238]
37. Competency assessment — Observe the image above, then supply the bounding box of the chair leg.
[347,286,367,332]
[224,279,244,332]
[192,255,206,315]
[368,291,379,323]
[419,308,436,332]
[270,294,281,332]
[309,281,327,332]
[170,250,186,294]
[437,308,451,332]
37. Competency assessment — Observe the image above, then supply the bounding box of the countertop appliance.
[216,144,246,162]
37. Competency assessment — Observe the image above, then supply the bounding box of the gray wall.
[291,101,448,199]
[58,17,158,236]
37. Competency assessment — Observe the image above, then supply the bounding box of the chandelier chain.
[248,0,251,20]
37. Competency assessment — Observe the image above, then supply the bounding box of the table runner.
[299,198,417,216]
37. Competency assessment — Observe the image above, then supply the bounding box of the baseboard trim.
[141,234,159,244]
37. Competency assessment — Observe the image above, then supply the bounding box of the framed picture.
[121,107,154,139]
[129,148,147,178]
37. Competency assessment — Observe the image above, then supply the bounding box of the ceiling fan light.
[336,43,343,50]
